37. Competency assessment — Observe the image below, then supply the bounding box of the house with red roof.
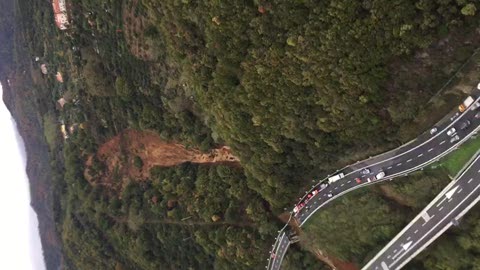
[52,0,69,30]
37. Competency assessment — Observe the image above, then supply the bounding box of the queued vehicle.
[367,171,386,182]
[355,177,362,184]
[293,202,305,214]
[447,127,456,136]
[361,168,371,175]
[430,127,437,134]
[376,171,386,180]
[459,120,471,130]
[328,172,345,184]
[458,96,474,113]
[450,135,460,143]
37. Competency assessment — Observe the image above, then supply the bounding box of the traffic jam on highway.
[291,94,480,222]
[268,87,480,270]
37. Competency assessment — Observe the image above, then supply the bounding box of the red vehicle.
[355,177,362,184]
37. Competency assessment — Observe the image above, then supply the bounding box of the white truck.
[328,173,345,184]
[459,96,474,112]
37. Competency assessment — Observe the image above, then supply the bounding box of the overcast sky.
[0,83,46,270]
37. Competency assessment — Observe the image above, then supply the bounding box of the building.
[52,0,69,30]
[57,97,67,108]
[52,0,67,13]
[56,71,64,82]
[40,64,48,74]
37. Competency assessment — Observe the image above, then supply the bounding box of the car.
[430,127,438,134]
[450,135,460,143]
[447,127,456,136]
[376,171,386,180]
[293,206,299,213]
[367,177,373,182]
[327,193,333,198]
[312,190,318,196]
[355,177,362,184]
[361,168,371,175]
[472,102,480,110]
[319,183,328,190]
[459,120,471,130]
[475,112,480,119]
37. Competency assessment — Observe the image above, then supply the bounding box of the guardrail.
[266,95,480,270]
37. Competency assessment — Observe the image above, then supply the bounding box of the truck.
[328,173,345,184]
[459,96,475,112]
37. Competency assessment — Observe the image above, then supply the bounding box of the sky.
[0,83,46,270]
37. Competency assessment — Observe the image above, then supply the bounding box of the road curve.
[362,153,480,270]
[267,93,480,270]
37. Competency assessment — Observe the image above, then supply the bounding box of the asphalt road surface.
[267,94,480,270]
[362,154,480,270]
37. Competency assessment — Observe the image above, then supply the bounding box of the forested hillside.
[1,0,480,269]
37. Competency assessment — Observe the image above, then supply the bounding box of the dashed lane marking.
[458,188,463,194]
[407,159,412,163]
[407,237,411,241]
[396,163,402,166]
[414,230,419,234]
[440,140,446,145]
[387,166,392,169]
[428,148,434,152]
[418,153,424,157]
[468,178,473,183]
[439,206,444,211]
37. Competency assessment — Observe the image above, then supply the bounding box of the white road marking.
[445,186,459,199]
[421,212,431,222]
[414,230,419,234]
[348,181,352,184]
[391,249,404,260]
[381,261,389,270]
[393,249,397,253]
[389,183,480,268]
[468,178,473,183]
[387,166,392,169]
[402,241,412,250]
[387,255,391,259]
[397,163,402,166]
[436,197,447,207]
[418,153,423,157]
[428,148,434,152]
[439,206,444,211]
[406,237,411,241]
[440,140,446,145]
[458,188,463,194]
[341,184,345,187]
[407,159,412,163]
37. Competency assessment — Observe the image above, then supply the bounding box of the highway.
[362,153,480,270]
[267,93,480,270]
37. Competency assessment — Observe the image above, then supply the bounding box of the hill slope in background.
[2,0,480,269]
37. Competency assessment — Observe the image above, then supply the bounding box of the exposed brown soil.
[85,129,239,191]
